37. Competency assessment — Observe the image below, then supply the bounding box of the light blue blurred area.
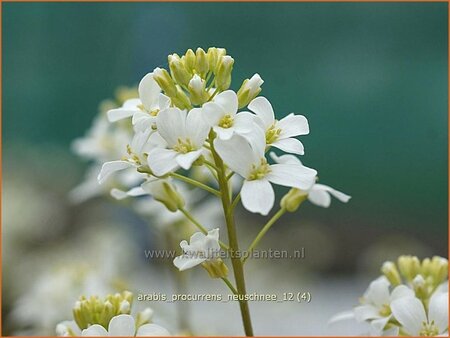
[3,3,447,241]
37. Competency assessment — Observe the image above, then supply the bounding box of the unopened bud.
[142,179,185,212]
[188,75,209,105]
[207,47,227,73]
[195,48,209,78]
[172,85,192,110]
[237,73,264,108]
[280,188,308,212]
[184,49,196,73]
[169,56,192,87]
[202,259,228,279]
[381,261,402,286]
[398,255,421,281]
[215,56,234,90]
[153,67,177,97]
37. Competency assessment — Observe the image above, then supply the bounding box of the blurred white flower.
[173,229,221,271]
[248,96,309,155]
[391,292,448,336]
[147,107,209,176]
[215,134,316,215]
[80,314,170,336]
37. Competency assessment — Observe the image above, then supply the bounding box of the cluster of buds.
[153,47,263,110]
[382,255,448,298]
[72,291,133,330]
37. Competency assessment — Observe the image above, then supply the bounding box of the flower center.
[378,304,391,317]
[248,158,271,180]
[138,103,159,117]
[266,123,282,144]
[125,144,142,165]
[173,138,195,154]
[419,321,439,336]
[218,114,234,129]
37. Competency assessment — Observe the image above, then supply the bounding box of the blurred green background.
[3,3,447,255]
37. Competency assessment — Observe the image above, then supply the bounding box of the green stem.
[179,207,229,251]
[170,172,221,197]
[242,208,287,264]
[231,193,241,211]
[221,277,238,295]
[209,133,254,336]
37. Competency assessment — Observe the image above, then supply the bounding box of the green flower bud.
[184,49,196,73]
[215,55,234,91]
[207,47,227,73]
[195,47,209,78]
[153,67,177,97]
[142,179,185,212]
[280,188,308,212]
[237,73,264,109]
[202,259,228,279]
[169,55,192,87]
[188,74,209,105]
[381,261,402,286]
[412,274,428,299]
[397,255,421,282]
[172,85,192,110]
[422,256,448,286]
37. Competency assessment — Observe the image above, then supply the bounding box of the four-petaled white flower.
[202,90,255,140]
[81,314,170,337]
[173,228,221,271]
[248,96,309,155]
[354,276,414,335]
[147,107,209,176]
[391,291,448,336]
[270,153,351,207]
[215,134,317,215]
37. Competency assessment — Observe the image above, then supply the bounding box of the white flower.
[391,291,448,336]
[81,314,170,336]
[173,228,221,271]
[147,107,209,176]
[215,134,317,215]
[270,153,351,207]
[248,96,309,155]
[354,276,414,335]
[202,90,255,140]
[107,73,170,122]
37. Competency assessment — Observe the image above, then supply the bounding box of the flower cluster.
[56,291,170,336]
[330,255,448,336]
[98,47,350,216]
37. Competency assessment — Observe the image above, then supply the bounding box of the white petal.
[308,188,331,207]
[248,96,274,128]
[314,184,351,203]
[213,90,238,115]
[370,316,391,335]
[158,94,171,110]
[429,291,448,333]
[365,276,391,307]
[107,107,136,122]
[241,179,274,215]
[173,255,206,271]
[176,149,203,170]
[354,305,382,322]
[382,326,399,336]
[186,108,209,147]
[98,161,133,184]
[202,102,225,126]
[270,152,302,165]
[327,310,355,325]
[233,111,257,134]
[139,73,160,111]
[108,314,136,336]
[136,323,170,336]
[147,148,179,176]
[110,187,146,200]
[266,164,317,190]
[214,126,234,140]
[277,113,309,138]
[82,324,108,336]
[271,137,305,155]
[391,297,426,336]
[390,285,415,302]
[214,135,257,178]
[157,108,187,147]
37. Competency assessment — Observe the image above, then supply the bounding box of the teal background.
[3,3,448,250]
